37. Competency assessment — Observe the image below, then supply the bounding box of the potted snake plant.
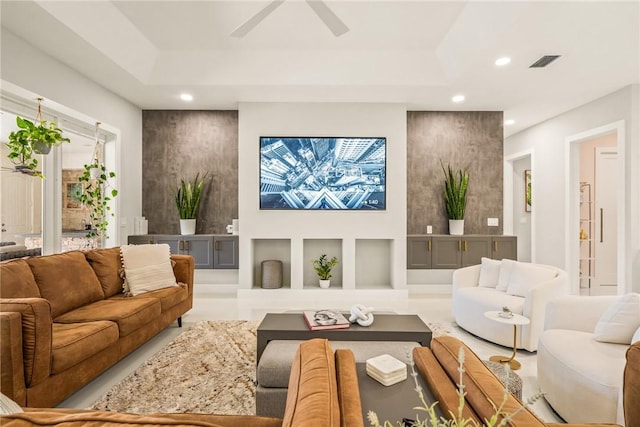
[175,172,208,235]
[441,161,469,236]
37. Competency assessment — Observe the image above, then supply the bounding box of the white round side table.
[483,310,530,370]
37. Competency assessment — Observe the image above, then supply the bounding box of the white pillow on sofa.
[594,293,640,344]
[496,259,516,291]
[478,257,501,288]
[505,262,557,297]
[632,325,640,344]
[120,244,177,296]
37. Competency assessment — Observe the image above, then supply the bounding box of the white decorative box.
[365,354,407,386]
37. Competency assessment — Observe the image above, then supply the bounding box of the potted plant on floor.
[175,172,208,235]
[312,254,339,289]
[441,161,469,235]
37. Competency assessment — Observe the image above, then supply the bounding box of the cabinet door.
[431,236,461,269]
[183,236,214,269]
[491,236,517,260]
[407,237,432,269]
[461,237,491,267]
[154,235,181,254]
[127,235,155,245]
[213,236,239,269]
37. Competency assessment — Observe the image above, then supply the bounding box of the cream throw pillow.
[0,393,23,414]
[594,293,640,344]
[632,325,640,344]
[120,244,177,296]
[496,259,516,291]
[506,262,558,298]
[478,257,501,288]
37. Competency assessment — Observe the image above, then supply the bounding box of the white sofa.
[452,258,569,351]
[538,295,635,425]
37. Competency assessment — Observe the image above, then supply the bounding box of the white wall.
[1,29,142,244]
[506,85,640,293]
[238,102,407,290]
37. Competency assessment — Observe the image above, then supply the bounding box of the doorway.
[566,121,625,295]
[504,149,534,262]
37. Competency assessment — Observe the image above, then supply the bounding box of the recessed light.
[495,57,511,66]
[504,119,515,126]
[180,93,193,102]
[452,94,465,103]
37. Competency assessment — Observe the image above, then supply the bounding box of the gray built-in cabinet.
[127,235,239,269]
[407,235,517,269]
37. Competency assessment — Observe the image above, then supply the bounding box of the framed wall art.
[524,170,532,212]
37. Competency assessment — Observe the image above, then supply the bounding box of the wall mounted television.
[260,137,386,210]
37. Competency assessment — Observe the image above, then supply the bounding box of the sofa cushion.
[107,285,188,312]
[594,293,640,344]
[506,262,557,298]
[412,347,480,423]
[0,259,41,298]
[496,259,515,291]
[478,257,501,288]
[27,252,105,318]
[85,247,125,298]
[431,336,545,426]
[51,321,119,374]
[282,339,340,427]
[54,297,161,337]
[120,244,178,296]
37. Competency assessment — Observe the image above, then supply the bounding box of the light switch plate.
[426,225,433,234]
[488,218,499,227]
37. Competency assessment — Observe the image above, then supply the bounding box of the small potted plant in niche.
[312,254,339,289]
[78,160,117,241]
[5,103,70,178]
[175,172,208,235]
[441,160,469,236]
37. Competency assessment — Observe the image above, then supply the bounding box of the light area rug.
[90,319,448,415]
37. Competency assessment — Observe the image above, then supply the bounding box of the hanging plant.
[78,122,118,240]
[4,98,70,179]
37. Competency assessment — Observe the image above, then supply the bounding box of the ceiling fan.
[231,0,349,38]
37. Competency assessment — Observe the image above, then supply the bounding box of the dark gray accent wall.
[142,110,238,234]
[407,111,504,235]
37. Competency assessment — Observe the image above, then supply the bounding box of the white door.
[1,171,41,243]
[593,147,617,294]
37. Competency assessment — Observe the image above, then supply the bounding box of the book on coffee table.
[303,309,350,331]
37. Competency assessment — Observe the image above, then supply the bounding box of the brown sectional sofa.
[0,338,363,427]
[0,247,194,408]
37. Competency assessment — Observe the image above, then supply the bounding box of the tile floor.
[58,292,563,423]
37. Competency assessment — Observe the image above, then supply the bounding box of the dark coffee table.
[256,312,432,363]
[356,363,442,423]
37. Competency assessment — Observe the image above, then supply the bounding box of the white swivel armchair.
[538,295,633,424]
[452,259,569,352]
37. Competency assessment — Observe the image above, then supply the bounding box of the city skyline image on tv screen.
[260,137,386,210]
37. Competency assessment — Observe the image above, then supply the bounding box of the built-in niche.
[303,239,343,289]
[252,238,291,289]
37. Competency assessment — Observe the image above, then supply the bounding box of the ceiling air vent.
[529,55,561,68]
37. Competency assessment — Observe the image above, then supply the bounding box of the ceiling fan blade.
[305,0,349,37]
[231,0,286,38]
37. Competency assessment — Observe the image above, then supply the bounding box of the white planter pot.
[319,279,331,289]
[449,219,464,236]
[179,219,196,235]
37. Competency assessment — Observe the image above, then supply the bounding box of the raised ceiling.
[1,1,638,136]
